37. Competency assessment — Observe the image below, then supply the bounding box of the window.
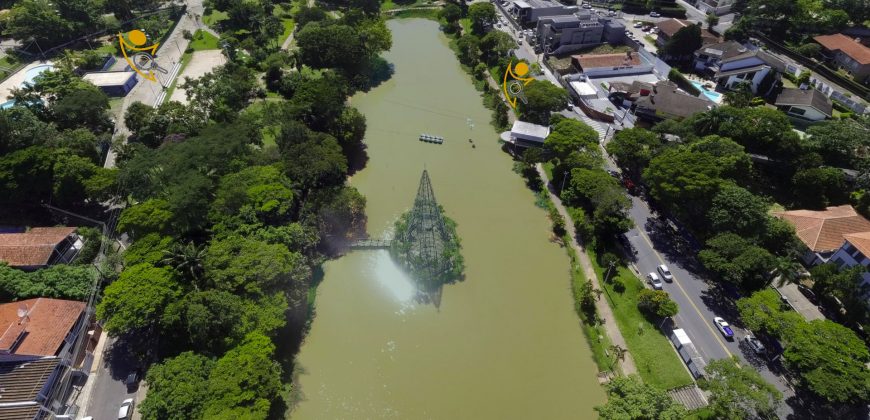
[835,257,848,269]
[845,242,859,257]
[788,106,807,116]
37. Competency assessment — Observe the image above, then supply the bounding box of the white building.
[508,0,577,25]
[713,48,786,96]
[829,232,870,295]
[774,205,870,266]
[774,88,833,122]
[503,120,550,147]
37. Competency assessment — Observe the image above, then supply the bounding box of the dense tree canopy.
[96,263,182,334]
[595,375,687,420]
[517,81,568,124]
[468,3,497,35]
[140,352,215,420]
[605,128,662,176]
[736,289,804,338]
[702,358,782,419]
[699,233,776,291]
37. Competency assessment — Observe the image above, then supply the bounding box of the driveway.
[169,49,226,104]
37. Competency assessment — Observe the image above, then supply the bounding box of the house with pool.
[711,48,786,96]
[0,62,56,109]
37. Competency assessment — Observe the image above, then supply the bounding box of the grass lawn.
[460,17,472,35]
[203,10,229,27]
[273,4,296,45]
[108,97,124,118]
[0,55,22,80]
[95,42,118,56]
[588,251,695,390]
[189,30,220,51]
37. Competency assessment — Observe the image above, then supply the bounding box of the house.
[829,232,870,297]
[693,40,747,74]
[502,120,550,147]
[82,71,138,97]
[0,227,81,271]
[633,81,715,122]
[655,19,719,49]
[774,205,870,266]
[508,0,577,25]
[774,87,833,122]
[535,11,625,55]
[0,298,87,420]
[570,52,652,77]
[691,0,734,15]
[813,34,870,84]
[713,48,785,95]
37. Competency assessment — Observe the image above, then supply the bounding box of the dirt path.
[536,164,638,376]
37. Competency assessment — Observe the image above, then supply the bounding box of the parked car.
[657,264,674,282]
[607,169,620,178]
[118,398,135,420]
[583,3,592,8]
[649,11,661,17]
[744,335,766,355]
[633,22,643,28]
[647,272,663,290]
[713,317,734,340]
[608,10,616,16]
[125,371,139,392]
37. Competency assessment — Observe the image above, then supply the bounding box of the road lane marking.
[634,226,734,359]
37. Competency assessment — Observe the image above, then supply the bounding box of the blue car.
[714,317,734,340]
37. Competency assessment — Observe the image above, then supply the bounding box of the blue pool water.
[691,81,722,103]
[22,64,55,86]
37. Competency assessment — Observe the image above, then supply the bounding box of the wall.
[780,105,827,122]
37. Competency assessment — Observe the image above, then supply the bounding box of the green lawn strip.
[203,10,229,27]
[588,252,694,390]
[543,161,554,180]
[165,51,193,100]
[189,30,220,51]
[563,236,614,372]
[273,4,296,45]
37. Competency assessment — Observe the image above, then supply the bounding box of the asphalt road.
[82,336,142,420]
[604,157,799,418]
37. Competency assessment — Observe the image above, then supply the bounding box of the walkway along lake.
[290,18,605,418]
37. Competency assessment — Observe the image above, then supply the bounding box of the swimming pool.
[22,64,55,86]
[691,81,723,103]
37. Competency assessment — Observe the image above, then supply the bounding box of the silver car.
[118,398,135,419]
[647,272,663,290]
[657,264,674,282]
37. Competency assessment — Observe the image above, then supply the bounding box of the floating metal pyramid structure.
[400,169,452,288]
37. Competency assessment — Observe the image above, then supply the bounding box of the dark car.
[125,371,139,392]
[744,335,766,356]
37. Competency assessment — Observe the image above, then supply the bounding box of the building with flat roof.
[502,120,550,147]
[570,51,651,77]
[82,71,138,96]
[508,0,578,25]
[536,12,625,55]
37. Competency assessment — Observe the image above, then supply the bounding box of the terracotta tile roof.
[814,33,870,65]
[656,18,719,44]
[842,231,870,258]
[0,227,76,268]
[571,52,641,70]
[0,298,85,357]
[774,205,870,252]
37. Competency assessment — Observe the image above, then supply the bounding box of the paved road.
[81,336,143,420]
[602,154,798,418]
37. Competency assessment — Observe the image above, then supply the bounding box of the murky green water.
[291,19,605,419]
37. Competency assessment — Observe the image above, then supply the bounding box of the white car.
[713,317,734,340]
[647,272,663,290]
[118,398,135,419]
[650,11,661,17]
[657,264,674,282]
[633,22,643,28]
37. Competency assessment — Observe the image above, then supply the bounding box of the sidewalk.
[536,164,638,376]
[70,330,110,415]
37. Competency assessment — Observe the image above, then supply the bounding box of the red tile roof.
[571,52,641,70]
[774,205,870,252]
[0,298,85,357]
[0,227,76,268]
[656,18,719,44]
[843,231,870,258]
[814,34,870,65]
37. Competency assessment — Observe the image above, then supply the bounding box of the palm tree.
[773,257,804,287]
[162,242,206,287]
[608,344,628,370]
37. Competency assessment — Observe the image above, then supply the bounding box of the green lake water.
[290,18,605,419]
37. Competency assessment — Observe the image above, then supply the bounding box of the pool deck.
[0,60,53,102]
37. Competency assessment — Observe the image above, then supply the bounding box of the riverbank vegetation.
[89,2,395,418]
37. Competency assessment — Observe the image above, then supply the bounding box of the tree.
[117,199,174,239]
[806,118,870,169]
[605,128,662,175]
[301,186,367,245]
[705,13,719,29]
[281,131,348,191]
[3,0,72,47]
[701,357,782,419]
[96,263,182,335]
[661,24,702,59]
[123,233,176,267]
[736,289,804,338]
[609,344,628,369]
[210,165,294,225]
[162,242,206,285]
[796,43,821,59]
[792,167,846,209]
[809,264,870,326]
[706,184,769,236]
[784,320,870,404]
[544,118,599,163]
[140,352,215,420]
[643,148,725,223]
[594,375,687,420]
[0,263,95,301]
[49,86,110,130]
[723,81,753,108]
[479,30,515,65]
[468,2,497,35]
[699,233,776,290]
[716,106,801,157]
[295,23,367,72]
[455,34,481,66]
[636,289,679,318]
[202,332,283,419]
[181,63,259,121]
[204,236,310,300]
[439,3,462,30]
[517,80,568,124]
[294,6,329,29]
